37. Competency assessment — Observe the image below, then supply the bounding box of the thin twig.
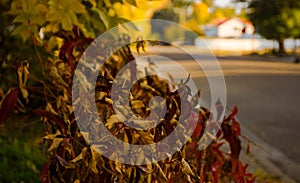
[33,40,45,76]
[240,134,272,156]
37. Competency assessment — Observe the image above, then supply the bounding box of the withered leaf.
[16,61,29,103]
[34,109,66,133]
[48,138,63,152]
[0,88,19,125]
[40,161,51,183]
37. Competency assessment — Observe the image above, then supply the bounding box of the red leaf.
[34,109,66,133]
[230,137,241,159]
[232,119,241,137]
[168,178,174,183]
[226,106,238,121]
[212,162,222,182]
[40,161,50,183]
[246,142,250,155]
[231,106,238,116]
[72,25,80,40]
[0,88,19,125]
[191,121,203,140]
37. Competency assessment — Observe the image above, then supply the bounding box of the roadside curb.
[201,98,298,182]
[240,124,299,182]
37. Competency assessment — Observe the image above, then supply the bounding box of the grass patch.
[0,114,47,183]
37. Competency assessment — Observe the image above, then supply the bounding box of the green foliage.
[0,139,45,182]
[152,8,179,22]
[0,115,46,183]
[248,0,300,53]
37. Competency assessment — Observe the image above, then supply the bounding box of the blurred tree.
[210,7,236,20]
[152,0,181,22]
[202,0,213,7]
[172,0,193,8]
[193,2,210,24]
[248,0,300,54]
[112,0,168,20]
[152,8,179,22]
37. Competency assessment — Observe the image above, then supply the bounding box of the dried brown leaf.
[16,61,29,103]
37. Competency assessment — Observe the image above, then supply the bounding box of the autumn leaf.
[34,109,66,134]
[16,61,30,104]
[0,88,19,125]
[40,161,51,183]
[226,105,238,121]
[246,142,251,155]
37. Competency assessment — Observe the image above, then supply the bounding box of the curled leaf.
[16,61,29,104]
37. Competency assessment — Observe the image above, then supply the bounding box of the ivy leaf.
[0,88,19,125]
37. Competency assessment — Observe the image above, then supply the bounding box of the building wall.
[195,38,300,51]
[203,18,255,38]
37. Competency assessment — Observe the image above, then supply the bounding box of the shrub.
[0,0,255,182]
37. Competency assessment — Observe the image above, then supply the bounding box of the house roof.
[215,18,230,26]
[213,17,254,27]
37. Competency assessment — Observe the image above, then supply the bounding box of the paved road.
[138,47,300,180]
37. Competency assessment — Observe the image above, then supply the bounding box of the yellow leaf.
[13,14,28,23]
[35,3,48,14]
[12,25,31,42]
[104,0,112,7]
[109,153,122,173]
[105,114,125,129]
[88,0,97,7]
[71,147,88,163]
[153,162,168,182]
[17,61,29,103]
[61,14,73,31]
[48,138,63,152]
[93,7,110,29]
[66,0,86,14]
[130,100,145,109]
[95,92,107,101]
[91,146,101,174]
[136,131,154,144]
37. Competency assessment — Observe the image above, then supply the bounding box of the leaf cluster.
[0,0,256,182]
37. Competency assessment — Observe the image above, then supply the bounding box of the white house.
[202,17,255,38]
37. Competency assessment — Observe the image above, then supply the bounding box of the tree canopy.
[248,0,300,53]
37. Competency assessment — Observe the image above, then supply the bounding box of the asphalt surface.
[138,46,300,181]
